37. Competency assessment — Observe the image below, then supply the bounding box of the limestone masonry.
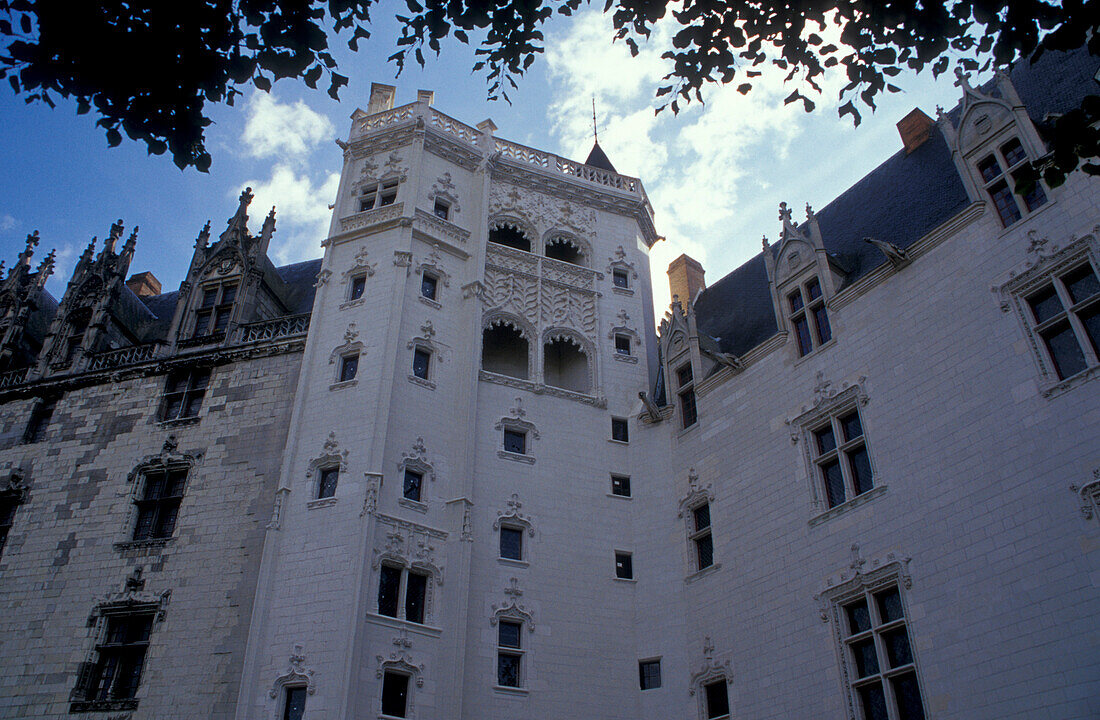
[0,48,1097,720]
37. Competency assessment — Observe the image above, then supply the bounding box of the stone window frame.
[788,375,886,526]
[541,326,597,396]
[638,657,662,690]
[117,437,201,552]
[493,493,535,567]
[995,232,1100,397]
[329,325,364,391]
[306,432,348,509]
[339,246,377,309]
[428,171,461,220]
[358,176,401,213]
[688,639,733,720]
[406,323,440,390]
[0,469,28,560]
[157,365,212,424]
[610,416,630,443]
[814,548,925,720]
[606,245,638,296]
[370,525,445,629]
[489,578,535,696]
[610,473,632,499]
[974,134,1048,228]
[415,246,451,309]
[674,361,698,430]
[784,273,833,358]
[267,644,316,720]
[678,470,719,581]
[397,437,436,513]
[608,311,640,364]
[374,635,425,719]
[70,568,170,714]
[189,277,239,339]
[495,398,540,465]
[1072,466,1100,524]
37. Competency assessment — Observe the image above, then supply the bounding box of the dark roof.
[278,258,323,314]
[585,142,617,173]
[693,47,1099,357]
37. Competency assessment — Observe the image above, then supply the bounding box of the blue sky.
[0,8,971,313]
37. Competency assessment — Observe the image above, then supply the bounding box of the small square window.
[433,199,450,220]
[340,354,359,382]
[639,659,661,690]
[503,429,526,455]
[615,551,633,579]
[402,469,423,502]
[381,670,410,718]
[421,274,438,301]
[500,526,523,561]
[412,348,431,380]
[611,474,631,497]
[615,334,631,355]
[283,686,307,720]
[611,417,629,443]
[349,275,366,301]
[318,467,339,499]
[612,268,630,289]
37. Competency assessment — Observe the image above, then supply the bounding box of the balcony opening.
[482,321,529,379]
[545,237,585,266]
[543,336,590,393]
[489,223,531,253]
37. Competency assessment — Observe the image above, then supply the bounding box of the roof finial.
[592,96,598,144]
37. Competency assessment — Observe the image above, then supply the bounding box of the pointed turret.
[584,141,617,173]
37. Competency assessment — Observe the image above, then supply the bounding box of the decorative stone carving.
[814,544,913,623]
[1071,467,1100,521]
[306,432,349,491]
[88,567,172,624]
[371,514,447,586]
[490,577,535,630]
[428,172,461,215]
[269,644,317,702]
[677,468,714,518]
[267,487,290,530]
[375,630,425,689]
[398,436,437,484]
[415,245,452,289]
[493,493,535,536]
[606,245,638,284]
[786,373,869,444]
[361,472,382,517]
[688,636,732,695]
[489,183,597,240]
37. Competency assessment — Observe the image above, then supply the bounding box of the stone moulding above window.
[117,436,201,549]
[490,577,536,630]
[493,493,536,537]
[428,171,461,215]
[608,308,641,363]
[268,643,316,717]
[676,467,714,518]
[786,372,869,443]
[375,630,426,691]
[688,637,732,718]
[993,230,1100,397]
[1071,466,1100,522]
[813,544,912,624]
[495,397,540,464]
[86,567,171,624]
[371,515,447,588]
[606,245,638,291]
[306,432,350,498]
[415,245,452,291]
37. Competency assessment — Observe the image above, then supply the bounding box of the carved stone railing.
[88,343,161,371]
[354,103,417,135]
[428,108,481,145]
[0,366,28,389]
[494,138,645,198]
[338,202,406,235]
[486,244,597,291]
[177,332,226,349]
[238,313,311,343]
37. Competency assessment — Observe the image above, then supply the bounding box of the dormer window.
[64,310,90,364]
[977,137,1047,227]
[359,178,399,212]
[788,277,831,356]
[193,282,236,337]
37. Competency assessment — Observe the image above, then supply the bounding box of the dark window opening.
[405,571,427,624]
[349,275,366,301]
[611,474,631,497]
[814,409,873,509]
[24,396,57,444]
[412,348,431,380]
[433,199,450,220]
[193,283,236,337]
[84,614,153,702]
[421,274,438,301]
[488,224,531,253]
[705,680,731,718]
[639,659,661,690]
[691,502,713,570]
[543,337,590,393]
[64,310,90,364]
[160,368,211,421]
[482,323,529,379]
[615,334,632,355]
[615,551,633,579]
[283,686,307,720]
[340,354,359,382]
[0,495,20,558]
[679,388,698,429]
[499,526,523,560]
[612,269,629,289]
[497,621,523,687]
[318,467,339,499]
[402,469,423,502]
[611,417,629,443]
[377,565,401,617]
[133,467,187,541]
[381,671,410,718]
[379,179,398,206]
[545,237,584,266]
[503,429,526,455]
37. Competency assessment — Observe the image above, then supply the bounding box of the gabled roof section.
[585,141,617,173]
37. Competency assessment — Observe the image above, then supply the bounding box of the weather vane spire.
[592,96,598,144]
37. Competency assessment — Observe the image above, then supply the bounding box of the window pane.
[693,503,711,532]
[433,201,449,219]
[405,572,427,624]
[639,660,661,690]
[814,305,832,344]
[1001,138,1027,166]
[847,446,874,495]
[133,506,156,540]
[977,155,1002,182]
[840,412,863,441]
[193,311,211,336]
[381,671,409,717]
[845,599,871,635]
[402,470,422,502]
[613,270,629,288]
[806,278,822,300]
[1041,321,1087,379]
[882,627,914,668]
[891,671,927,720]
[500,527,523,560]
[318,468,339,499]
[989,180,1022,226]
[497,653,521,687]
[421,275,437,300]
[340,355,358,382]
[676,364,693,388]
[1027,285,1063,324]
[1064,265,1100,304]
[615,335,631,355]
[821,460,846,507]
[498,621,521,648]
[1021,178,1047,212]
[350,276,366,300]
[857,681,889,720]
[680,389,698,428]
[814,426,837,454]
[503,430,525,454]
[412,349,431,380]
[611,475,631,496]
[1080,304,1100,356]
[793,316,813,356]
[612,418,629,442]
[788,290,804,313]
[705,680,730,718]
[200,288,218,307]
[615,552,633,579]
[153,502,179,538]
[695,533,714,570]
[875,586,904,623]
[851,638,880,678]
[283,686,307,720]
[377,566,400,617]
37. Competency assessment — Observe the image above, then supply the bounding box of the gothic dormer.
[763,202,845,359]
[658,296,702,430]
[38,220,137,374]
[167,188,279,347]
[938,68,1050,227]
[0,232,55,370]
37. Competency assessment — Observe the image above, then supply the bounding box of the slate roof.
[693,47,1100,358]
[585,141,617,173]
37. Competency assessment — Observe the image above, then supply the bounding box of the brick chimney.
[667,254,706,306]
[897,108,935,154]
[126,271,161,298]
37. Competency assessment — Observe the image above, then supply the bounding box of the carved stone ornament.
[313,269,332,289]
[814,544,912,624]
[688,636,732,695]
[786,373,869,444]
[306,432,349,484]
[268,643,317,700]
[371,514,447,585]
[375,629,425,689]
[88,566,172,625]
[490,577,535,630]
[361,472,382,517]
[126,436,202,485]
[493,493,535,536]
[1070,466,1100,521]
[399,436,437,483]
[415,245,451,288]
[606,245,638,280]
[494,397,540,439]
[677,468,714,518]
[488,183,596,240]
[428,172,461,215]
[268,487,291,530]
[0,467,28,504]
[393,251,413,269]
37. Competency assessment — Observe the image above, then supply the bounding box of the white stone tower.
[235,83,663,719]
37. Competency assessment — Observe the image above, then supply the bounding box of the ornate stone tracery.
[688,636,732,704]
[268,643,317,712]
[490,577,535,630]
[493,493,536,537]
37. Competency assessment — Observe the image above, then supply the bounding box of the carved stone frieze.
[489,183,597,240]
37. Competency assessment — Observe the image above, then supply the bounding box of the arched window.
[482,320,529,379]
[488,222,531,253]
[544,236,587,267]
[542,335,590,393]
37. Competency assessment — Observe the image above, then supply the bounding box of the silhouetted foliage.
[1,0,1097,183]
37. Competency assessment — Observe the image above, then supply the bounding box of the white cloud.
[0,213,15,232]
[240,166,340,266]
[241,92,335,162]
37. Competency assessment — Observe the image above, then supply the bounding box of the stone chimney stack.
[417,89,435,106]
[897,108,935,154]
[367,83,397,115]
[126,271,161,297]
[667,254,706,307]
